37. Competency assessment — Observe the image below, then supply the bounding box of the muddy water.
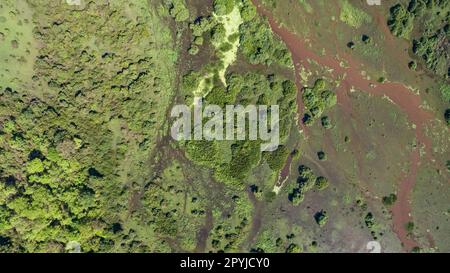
[252,0,435,251]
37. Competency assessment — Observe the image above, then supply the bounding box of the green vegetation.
[140,162,206,251]
[0,0,177,252]
[314,210,328,227]
[441,84,450,103]
[239,16,292,66]
[297,0,313,14]
[317,151,327,161]
[213,0,236,16]
[315,176,329,191]
[339,0,372,28]
[388,1,449,131]
[289,165,330,205]
[363,211,382,240]
[388,3,414,38]
[0,0,37,91]
[179,0,298,189]
[405,221,415,233]
[250,184,263,200]
[388,0,449,78]
[302,79,337,126]
[185,73,297,188]
[382,193,398,206]
[241,0,257,21]
[264,146,290,171]
[208,193,252,252]
[408,60,418,70]
[166,0,190,22]
[285,243,302,253]
[321,116,333,129]
[2,0,446,254]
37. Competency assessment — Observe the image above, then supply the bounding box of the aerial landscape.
[0,0,448,254]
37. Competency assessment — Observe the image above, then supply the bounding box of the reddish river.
[252,0,436,251]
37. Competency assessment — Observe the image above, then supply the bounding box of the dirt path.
[252,0,436,252]
[244,187,263,248]
[275,153,293,188]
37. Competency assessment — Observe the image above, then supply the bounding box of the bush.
[339,0,372,28]
[211,24,226,45]
[315,176,329,191]
[168,0,190,22]
[302,79,337,125]
[314,210,328,227]
[188,45,199,55]
[285,243,302,253]
[239,18,292,67]
[317,151,327,161]
[213,0,235,16]
[321,116,332,129]
[382,193,397,206]
[190,16,216,37]
[388,4,414,38]
[444,108,450,125]
[405,221,415,233]
[365,212,375,228]
[264,145,289,171]
[241,0,257,21]
[408,60,417,70]
[289,188,304,206]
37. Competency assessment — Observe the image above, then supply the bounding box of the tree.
[365,212,375,228]
[211,24,226,45]
[188,45,199,55]
[289,188,304,206]
[264,145,289,171]
[387,4,414,38]
[321,90,337,108]
[241,0,256,21]
[445,109,450,125]
[315,176,329,191]
[321,116,332,129]
[405,221,415,233]
[317,151,327,161]
[213,0,235,16]
[26,158,44,174]
[314,210,328,227]
[408,60,417,70]
[285,243,302,253]
[190,16,216,37]
[193,36,204,46]
[382,193,397,206]
[168,0,190,22]
[239,18,292,66]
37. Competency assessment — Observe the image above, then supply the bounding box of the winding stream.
[252,0,436,251]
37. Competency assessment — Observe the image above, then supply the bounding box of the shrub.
[382,193,397,206]
[321,116,332,129]
[444,108,450,125]
[213,0,235,16]
[315,176,329,191]
[264,145,289,171]
[314,210,328,227]
[317,151,327,161]
[388,4,414,38]
[168,0,190,22]
[285,243,302,253]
